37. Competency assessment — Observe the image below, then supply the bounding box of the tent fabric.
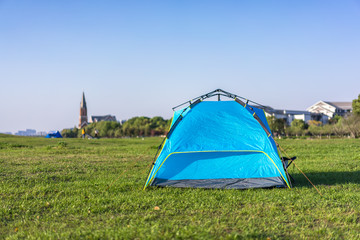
[144,100,289,189]
[45,131,63,138]
[245,105,279,156]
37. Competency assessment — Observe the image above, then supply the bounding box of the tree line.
[267,115,360,139]
[61,116,171,138]
[62,94,360,139]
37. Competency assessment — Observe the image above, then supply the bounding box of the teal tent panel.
[170,107,191,128]
[247,106,279,157]
[156,152,281,180]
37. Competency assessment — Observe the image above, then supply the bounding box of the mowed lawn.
[1,135,360,239]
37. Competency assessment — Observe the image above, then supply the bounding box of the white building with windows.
[307,101,352,118]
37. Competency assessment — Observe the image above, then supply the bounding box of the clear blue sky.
[1,0,359,133]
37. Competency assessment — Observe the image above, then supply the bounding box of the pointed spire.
[79,92,88,128]
[81,92,87,109]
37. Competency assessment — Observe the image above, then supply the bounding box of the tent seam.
[144,112,176,189]
[234,99,290,187]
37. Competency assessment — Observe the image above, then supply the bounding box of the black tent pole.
[172,89,269,111]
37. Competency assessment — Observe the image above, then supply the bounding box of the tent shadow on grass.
[290,171,360,187]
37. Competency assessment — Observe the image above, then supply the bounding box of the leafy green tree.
[266,116,286,137]
[352,94,360,115]
[328,115,342,124]
[291,119,306,129]
[332,117,347,137]
[308,120,322,138]
[115,128,122,138]
[61,127,78,138]
[308,120,322,127]
[342,114,360,138]
[322,124,333,138]
[308,124,321,138]
[288,119,306,137]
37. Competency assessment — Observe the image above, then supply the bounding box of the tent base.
[151,177,286,189]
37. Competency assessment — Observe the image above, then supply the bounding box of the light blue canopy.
[144,100,290,189]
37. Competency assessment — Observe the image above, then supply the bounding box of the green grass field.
[1,135,360,239]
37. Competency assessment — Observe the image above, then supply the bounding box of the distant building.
[79,92,88,128]
[264,100,353,126]
[0,132,12,135]
[307,101,352,118]
[15,129,36,136]
[264,108,313,125]
[265,108,330,125]
[77,92,119,127]
[91,115,117,123]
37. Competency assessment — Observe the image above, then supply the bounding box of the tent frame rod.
[172,89,267,111]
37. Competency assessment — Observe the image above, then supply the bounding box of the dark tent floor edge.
[151,177,286,189]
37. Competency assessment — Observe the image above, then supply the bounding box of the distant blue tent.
[144,89,290,190]
[45,131,63,138]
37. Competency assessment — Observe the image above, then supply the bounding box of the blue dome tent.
[144,89,292,190]
[45,131,63,138]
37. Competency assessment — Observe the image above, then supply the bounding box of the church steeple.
[81,92,87,109]
[79,92,88,128]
